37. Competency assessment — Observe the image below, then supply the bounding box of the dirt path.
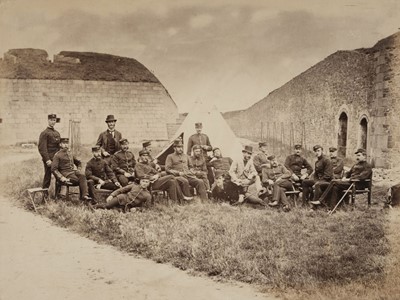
[0,151,274,300]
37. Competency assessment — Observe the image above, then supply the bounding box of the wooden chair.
[55,178,80,201]
[350,176,373,207]
[27,187,49,212]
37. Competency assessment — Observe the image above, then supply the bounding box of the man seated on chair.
[228,145,266,207]
[142,140,162,172]
[86,146,121,201]
[285,144,313,184]
[311,148,372,209]
[329,147,344,179]
[209,148,233,178]
[261,155,292,211]
[189,145,210,191]
[302,145,333,205]
[165,139,207,201]
[51,138,92,202]
[93,176,152,210]
[111,138,136,186]
[135,149,189,203]
[253,141,269,177]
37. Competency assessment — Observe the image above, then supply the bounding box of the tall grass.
[5,158,390,295]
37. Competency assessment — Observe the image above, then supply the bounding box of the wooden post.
[69,119,81,155]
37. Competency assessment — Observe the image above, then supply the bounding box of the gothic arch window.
[337,112,348,157]
[359,116,368,150]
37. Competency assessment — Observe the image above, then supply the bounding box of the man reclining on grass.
[211,170,240,204]
[92,176,151,210]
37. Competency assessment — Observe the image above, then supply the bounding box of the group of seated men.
[38,113,372,211]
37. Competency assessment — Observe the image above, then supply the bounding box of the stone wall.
[0,79,179,146]
[224,32,400,168]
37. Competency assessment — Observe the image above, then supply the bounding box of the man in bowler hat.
[96,115,122,163]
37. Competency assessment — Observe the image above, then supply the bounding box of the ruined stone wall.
[0,79,179,146]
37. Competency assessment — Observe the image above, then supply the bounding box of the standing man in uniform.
[111,138,136,186]
[85,146,121,201]
[253,141,269,177]
[96,115,122,164]
[284,144,313,183]
[329,147,344,179]
[51,138,92,201]
[38,114,61,189]
[301,145,333,205]
[186,122,213,186]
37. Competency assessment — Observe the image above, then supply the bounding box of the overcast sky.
[0,0,399,112]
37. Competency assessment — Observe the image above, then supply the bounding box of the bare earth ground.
[0,150,273,300]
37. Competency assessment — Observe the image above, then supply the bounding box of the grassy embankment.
[6,157,391,299]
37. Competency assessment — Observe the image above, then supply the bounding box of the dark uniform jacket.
[314,155,333,182]
[261,164,291,182]
[345,161,373,182]
[284,154,313,176]
[189,155,207,176]
[85,157,118,184]
[253,152,268,174]
[135,161,158,178]
[165,152,194,176]
[330,157,344,179]
[186,133,212,156]
[38,127,61,162]
[96,130,122,156]
[209,157,233,174]
[51,148,81,179]
[110,183,151,205]
[111,150,136,174]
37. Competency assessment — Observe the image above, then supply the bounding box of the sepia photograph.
[0,0,399,299]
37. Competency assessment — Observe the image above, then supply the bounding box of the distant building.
[0,49,179,146]
[224,31,400,168]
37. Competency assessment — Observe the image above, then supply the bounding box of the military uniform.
[51,149,89,199]
[330,157,344,179]
[165,152,207,200]
[262,163,292,207]
[38,126,60,188]
[302,155,333,202]
[253,152,269,175]
[186,133,212,156]
[135,161,182,202]
[189,155,210,190]
[109,183,151,207]
[85,157,119,199]
[284,154,313,177]
[111,150,136,186]
[319,160,372,209]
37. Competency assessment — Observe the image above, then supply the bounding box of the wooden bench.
[27,188,49,212]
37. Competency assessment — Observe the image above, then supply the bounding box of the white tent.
[156,102,244,165]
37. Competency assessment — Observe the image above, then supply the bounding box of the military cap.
[91,145,101,151]
[329,147,337,152]
[105,115,117,122]
[313,145,323,151]
[355,148,366,155]
[212,147,220,152]
[60,137,69,143]
[294,144,302,149]
[142,141,151,148]
[120,138,129,145]
[259,141,267,147]
[195,122,203,128]
[214,170,225,179]
[192,145,202,151]
[267,155,275,160]
[139,149,150,156]
[173,139,183,147]
[48,113,61,123]
[242,145,253,154]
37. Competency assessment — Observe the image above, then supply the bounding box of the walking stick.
[328,183,354,215]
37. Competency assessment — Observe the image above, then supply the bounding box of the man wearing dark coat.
[111,138,136,186]
[38,114,61,189]
[86,146,121,201]
[96,115,122,163]
[51,138,91,201]
[284,144,313,182]
[329,147,344,179]
[253,141,269,177]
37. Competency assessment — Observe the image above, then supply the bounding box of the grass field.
[6,157,392,298]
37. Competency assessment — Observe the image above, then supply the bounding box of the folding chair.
[27,187,49,212]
